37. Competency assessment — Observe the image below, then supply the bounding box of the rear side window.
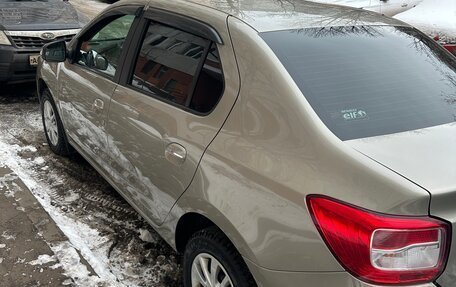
[262,26,456,140]
[131,22,224,113]
[190,43,224,113]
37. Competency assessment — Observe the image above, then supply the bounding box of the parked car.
[37,0,456,286]
[0,0,88,84]
[308,0,423,16]
[444,43,456,55]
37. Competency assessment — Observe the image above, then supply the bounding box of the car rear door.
[106,9,240,224]
[58,6,142,171]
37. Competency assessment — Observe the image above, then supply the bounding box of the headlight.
[0,31,12,46]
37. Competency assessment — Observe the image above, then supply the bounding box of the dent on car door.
[58,12,137,170]
[106,17,239,225]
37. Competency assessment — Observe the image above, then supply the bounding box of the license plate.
[29,55,39,67]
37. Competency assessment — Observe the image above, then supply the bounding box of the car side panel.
[163,17,431,274]
[105,4,241,225]
[57,63,116,171]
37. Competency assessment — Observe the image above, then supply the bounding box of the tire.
[40,89,73,156]
[183,227,257,287]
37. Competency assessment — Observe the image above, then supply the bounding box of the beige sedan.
[37,0,456,286]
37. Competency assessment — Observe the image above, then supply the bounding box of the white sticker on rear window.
[342,109,368,121]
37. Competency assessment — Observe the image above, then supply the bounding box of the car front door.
[58,8,140,170]
[106,11,240,224]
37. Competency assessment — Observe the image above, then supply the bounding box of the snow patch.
[64,190,80,203]
[16,258,26,264]
[50,241,107,287]
[28,254,57,266]
[0,172,19,197]
[33,157,45,165]
[0,244,5,248]
[139,229,157,244]
[22,146,37,153]
[1,231,16,241]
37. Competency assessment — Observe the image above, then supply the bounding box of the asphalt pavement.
[0,165,84,287]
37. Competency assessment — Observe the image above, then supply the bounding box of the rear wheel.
[183,227,257,287]
[41,90,72,156]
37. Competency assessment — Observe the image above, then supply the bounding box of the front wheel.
[183,227,257,287]
[41,90,72,156]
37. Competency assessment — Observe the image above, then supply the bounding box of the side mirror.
[86,50,109,71]
[94,54,109,71]
[42,40,67,62]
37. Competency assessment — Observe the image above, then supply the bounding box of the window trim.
[68,5,144,83]
[185,41,212,107]
[145,8,223,45]
[119,15,226,117]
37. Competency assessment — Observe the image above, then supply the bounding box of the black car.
[0,0,89,84]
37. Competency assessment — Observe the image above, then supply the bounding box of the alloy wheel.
[43,100,59,146]
[191,253,233,287]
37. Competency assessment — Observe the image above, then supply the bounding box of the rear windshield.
[262,26,456,140]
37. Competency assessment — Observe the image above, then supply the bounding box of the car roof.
[189,0,409,32]
[114,0,408,32]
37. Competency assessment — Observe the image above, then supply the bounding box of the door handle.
[165,143,187,166]
[93,99,104,111]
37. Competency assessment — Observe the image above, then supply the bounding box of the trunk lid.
[346,122,456,285]
[0,1,83,31]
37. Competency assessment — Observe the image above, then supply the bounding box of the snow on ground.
[0,88,181,286]
[27,254,58,266]
[0,129,122,286]
[394,0,456,39]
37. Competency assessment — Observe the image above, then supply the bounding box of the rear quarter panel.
[168,17,433,273]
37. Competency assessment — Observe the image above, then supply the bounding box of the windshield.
[262,26,456,141]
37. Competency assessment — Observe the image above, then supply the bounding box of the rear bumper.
[245,258,437,287]
[0,45,40,84]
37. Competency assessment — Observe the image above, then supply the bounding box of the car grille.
[10,34,75,49]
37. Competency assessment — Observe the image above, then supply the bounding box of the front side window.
[262,26,456,140]
[131,21,224,113]
[77,14,135,78]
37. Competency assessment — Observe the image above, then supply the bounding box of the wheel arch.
[171,201,257,262]
[175,212,216,253]
[37,78,49,102]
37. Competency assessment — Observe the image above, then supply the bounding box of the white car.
[309,0,423,16]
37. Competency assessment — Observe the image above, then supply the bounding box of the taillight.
[306,195,451,286]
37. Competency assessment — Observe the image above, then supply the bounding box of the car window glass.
[131,22,210,107]
[77,15,135,78]
[262,26,456,140]
[190,43,224,113]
